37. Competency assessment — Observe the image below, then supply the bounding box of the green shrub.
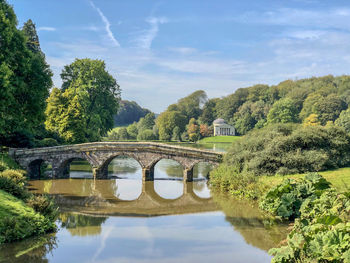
[226,124,350,176]
[0,169,26,185]
[137,129,156,141]
[270,189,350,263]
[0,170,29,200]
[26,195,58,221]
[259,173,331,220]
[210,164,260,199]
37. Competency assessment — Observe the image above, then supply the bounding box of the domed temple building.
[213,118,235,136]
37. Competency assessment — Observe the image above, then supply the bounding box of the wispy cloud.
[168,47,197,55]
[38,26,56,32]
[238,8,350,30]
[136,17,167,49]
[89,0,120,47]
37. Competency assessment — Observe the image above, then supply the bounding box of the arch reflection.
[153,159,184,199]
[28,179,217,217]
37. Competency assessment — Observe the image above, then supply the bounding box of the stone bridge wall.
[9,142,223,181]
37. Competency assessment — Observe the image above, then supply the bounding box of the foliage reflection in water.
[0,157,288,263]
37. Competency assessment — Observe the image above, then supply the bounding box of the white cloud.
[89,1,120,47]
[135,17,168,49]
[168,47,197,55]
[38,26,56,32]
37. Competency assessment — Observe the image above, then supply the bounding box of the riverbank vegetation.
[0,153,57,244]
[210,122,350,262]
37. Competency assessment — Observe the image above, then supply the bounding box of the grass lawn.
[258,167,350,193]
[198,136,241,143]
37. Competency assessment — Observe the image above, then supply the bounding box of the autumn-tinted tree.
[187,118,200,142]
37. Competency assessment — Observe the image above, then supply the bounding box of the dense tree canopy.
[156,111,187,141]
[45,59,120,143]
[0,2,52,145]
[113,100,151,126]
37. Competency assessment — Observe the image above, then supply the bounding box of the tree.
[171,126,181,141]
[199,99,218,125]
[267,98,299,124]
[156,111,186,141]
[187,118,200,142]
[45,58,120,142]
[335,109,350,133]
[303,114,320,127]
[126,122,138,139]
[313,94,347,125]
[137,129,156,141]
[137,113,155,132]
[22,19,41,53]
[0,3,52,144]
[114,100,151,126]
[167,90,207,121]
[199,124,212,137]
[118,127,129,140]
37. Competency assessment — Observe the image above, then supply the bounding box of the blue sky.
[9,0,350,112]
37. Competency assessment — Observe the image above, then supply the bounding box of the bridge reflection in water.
[28,179,218,217]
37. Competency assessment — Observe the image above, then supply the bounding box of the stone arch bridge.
[10,142,223,181]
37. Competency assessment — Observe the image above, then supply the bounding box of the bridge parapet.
[10,142,223,181]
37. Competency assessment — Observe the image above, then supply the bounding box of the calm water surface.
[0,150,287,263]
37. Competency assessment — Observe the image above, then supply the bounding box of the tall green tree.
[0,2,52,145]
[167,90,207,121]
[45,59,120,143]
[267,98,299,124]
[335,108,350,133]
[199,98,218,125]
[156,111,186,141]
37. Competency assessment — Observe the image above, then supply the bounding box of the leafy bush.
[270,189,350,263]
[26,194,58,221]
[210,164,260,199]
[0,170,29,200]
[259,173,331,220]
[137,129,156,141]
[226,124,350,176]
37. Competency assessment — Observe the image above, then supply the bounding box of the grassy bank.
[0,152,57,244]
[0,190,55,243]
[198,136,240,143]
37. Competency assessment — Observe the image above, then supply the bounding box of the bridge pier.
[142,167,154,181]
[183,168,193,182]
[92,166,108,179]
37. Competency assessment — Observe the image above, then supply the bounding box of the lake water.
[0,144,287,263]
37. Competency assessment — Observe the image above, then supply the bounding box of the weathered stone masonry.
[9,142,223,181]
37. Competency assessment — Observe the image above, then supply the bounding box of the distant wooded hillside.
[114,100,152,126]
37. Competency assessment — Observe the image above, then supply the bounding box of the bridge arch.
[52,153,95,178]
[27,158,52,179]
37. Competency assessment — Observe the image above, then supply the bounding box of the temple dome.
[213,118,226,124]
